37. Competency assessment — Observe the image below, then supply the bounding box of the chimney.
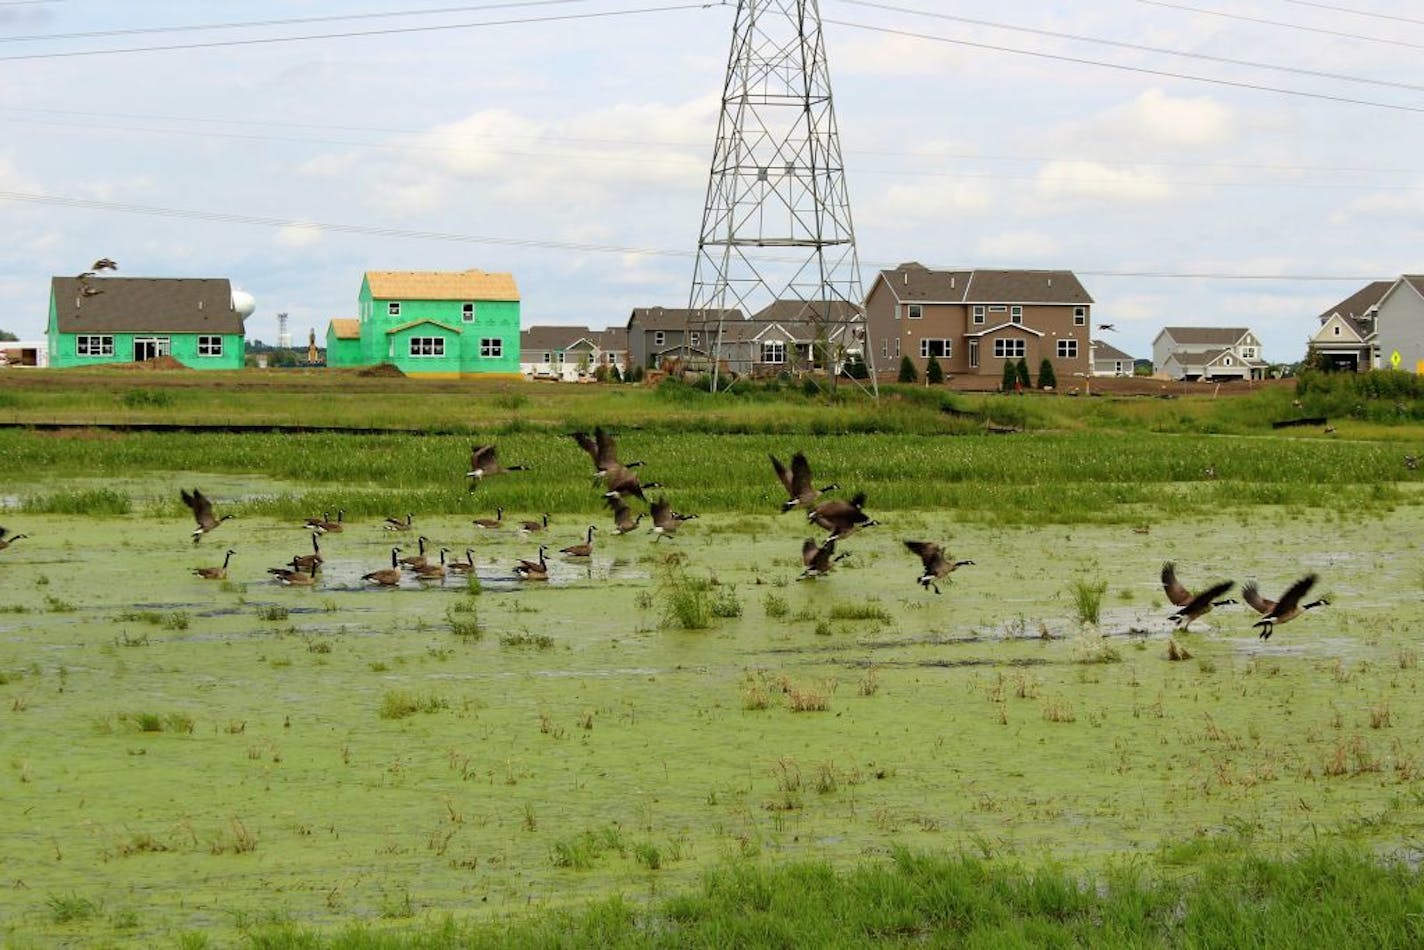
[950,276,955,290]
[902,271,908,286]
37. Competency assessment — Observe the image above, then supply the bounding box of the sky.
[0,0,1421,364]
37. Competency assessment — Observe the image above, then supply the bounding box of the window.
[989,305,1008,313]
[920,339,952,358]
[1057,339,1078,358]
[387,301,401,317]
[1073,306,1086,326]
[972,305,985,324]
[555,351,565,365]
[907,304,923,320]
[462,303,476,323]
[481,337,502,358]
[197,335,224,357]
[1333,326,1341,337]
[895,338,901,358]
[541,351,551,363]
[1223,356,1233,366]
[653,331,665,347]
[1240,346,1257,359]
[1011,306,1023,324]
[968,339,979,368]
[762,340,786,364]
[993,339,1025,359]
[690,332,700,346]
[605,351,621,365]
[76,335,113,357]
[881,339,888,359]
[409,336,445,358]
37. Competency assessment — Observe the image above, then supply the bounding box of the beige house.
[519,325,627,381]
[864,263,1093,380]
[1153,327,1267,381]
[1307,281,1389,372]
[1090,340,1137,377]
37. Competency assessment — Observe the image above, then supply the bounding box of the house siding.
[47,281,245,370]
[1373,280,1424,374]
[356,275,520,376]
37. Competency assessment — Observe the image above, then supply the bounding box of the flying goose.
[181,488,232,545]
[413,548,450,581]
[268,560,317,586]
[602,467,662,503]
[1248,575,1329,640]
[362,547,403,586]
[799,538,847,579]
[904,541,974,594]
[76,271,96,281]
[808,491,879,541]
[514,545,549,580]
[771,452,838,512]
[519,513,549,533]
[571,426,643,480]
[92,257,118,271]
[473,507,504,530]
[447,549,477,574]
[1161,562,1236,631]
[383,513,414,532]
[305,509,345,533]
[0,526,28,552]
[560,525,597,557]
[650,496,697,540]
[193,549,236,580]
[289,533,324,572]
[398,536,431,569]
[466,444,529,487]
[606,495,643,535]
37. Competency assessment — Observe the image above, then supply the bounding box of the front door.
[133,337,171,362]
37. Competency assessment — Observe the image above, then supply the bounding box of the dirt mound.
[357,362,406,378]
[100,355,190,371]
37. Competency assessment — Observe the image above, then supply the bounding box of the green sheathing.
[50,330,243,369]
[325,327,364,368]
[385,322,462,376]
[357,277,520,375]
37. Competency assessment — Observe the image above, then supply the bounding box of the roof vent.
[950,276,955,290]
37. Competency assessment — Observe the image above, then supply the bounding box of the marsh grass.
[22,487,132,515]
[827,600,891,622]
[1070,632,1121,664]
[1070,579,1109,626]
[46,892,100,924]
[118,711,195,734]
[762,593,789,619]
[378,690,448,720]
[499,633,554,649]
[115,609,189,630]
[255,605,289,622]
[445,603,480,638]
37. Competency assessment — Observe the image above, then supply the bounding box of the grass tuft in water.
[1070,578,1109,626]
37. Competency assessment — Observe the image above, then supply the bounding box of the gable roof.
[1159,327,1250,347]
[521,325,595,352]
[365,269,519,302]
[750,298,862,323]
[328,319,360,340]
[628,307,743,331]
[964,322,1047,339]
[384,318,462,335]
[1090,340,1135,362]
[873,262,1094,305]
[51,277,242,335]
[1319,281,1391,329]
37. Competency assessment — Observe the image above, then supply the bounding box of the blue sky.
[1,0,1421,363]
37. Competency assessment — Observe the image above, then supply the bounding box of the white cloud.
[275,224,324,249]
[975,230,1062,261]
[1035,161,1173,203]
[834,33,966,77]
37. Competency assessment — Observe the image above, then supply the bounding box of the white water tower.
[231,287,257,321]
[277,311,290,349]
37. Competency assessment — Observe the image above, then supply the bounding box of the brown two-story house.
[865,263,1094,381]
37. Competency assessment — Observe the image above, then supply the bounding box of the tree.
[1038,358,1057,390]
[609,363,623,383]
[926,354,944,385]
[898,355,918,383]
[1015,357,1031,390]
[1001,359,1017,392]
[0,330,18,342]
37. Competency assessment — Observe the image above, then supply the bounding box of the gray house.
[1362,276,1424,374]
[1090,340,1137,377]
[626,307,741,370]
[1307,281,1390,372]
[1153,327,1267,381]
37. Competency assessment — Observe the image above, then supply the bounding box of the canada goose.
[76,270,96,281]
[1248,575,1329,640]
[80,285,104,297]
[289,533,324,572]
[398,536,431,569]
[571,426,643,480]
[771,452,838,512]
[413,548,450,581]
[649,497,697,539]
[799,538,847,579]
[362,547,403,586]
[1098,323,1117,332]
[268,560,317,586]
[602,468,662,502]
[1132,524,1151,535]
[383,513,414,532]
[466,444,529,487]
[1406,455,1419,471]
[808,491,879,541]
[181,488,232,545]
[606,495,643,535]
[1202,466,1217,479]
[473,507,504,530]
[1161,562,1236,631]
[447,548,477,573]
[306,509,345,533]
[192,549,236,580]
[92,257,118,271]
[519,513,550,533]
[904,541,974,594]
[0,526,29,552]
[561,526,597,557]
[514,545,549,580]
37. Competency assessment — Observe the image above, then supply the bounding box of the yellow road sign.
[1391,350,1402,368]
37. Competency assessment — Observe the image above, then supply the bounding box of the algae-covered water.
[1,489,1422,944]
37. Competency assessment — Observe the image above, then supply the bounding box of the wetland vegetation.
[1,369,1423,945]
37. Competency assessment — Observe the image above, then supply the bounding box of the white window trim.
[690,332,700,346]
[462,303,476,323]
[1073,306,1087,326]
[907,304,923,320]
[972,305,986,325]
[919,338,952,359]
[762,340,786,364]
[968,339,979,368]
[989,305,1008,313]
[198,335,224,357]
[388,301,401,317]
[408,336,445,358]
[480,337,503,358]
[76,334,114,357]
[653,331,665,347]
[993,338,1026,359]
[1057,339,1078,359]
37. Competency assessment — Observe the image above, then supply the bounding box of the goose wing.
[770,454,794,494]
[182,489,218,529]
[904,540,943,572]
[1271,574,1318,617]
[571,431,599,465]
[1181,580,1234,616]
[1161,562,1192,607]
[650,496,673,528]
[594,426,619,468]
[789,452,814,500]
[1241,582,1276,615]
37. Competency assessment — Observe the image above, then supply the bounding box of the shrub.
[609,364,623,383]
[1015,358,1031,390]
[1038,358,1057,390]
[1001,359,1017,392]
[897,355,918,384]
[926,355,944,384]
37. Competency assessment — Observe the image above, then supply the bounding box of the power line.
[823,16,1424,114]
[0,0,594,44]
[0,2,712,62]
[1136,0,1424,52]
[1273,0,1424,29]
[0,188,1382,283]
[835,0,1424,94]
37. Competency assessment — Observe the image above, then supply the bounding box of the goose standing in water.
[362,548,403,586]
[514,545,549,581]
[193,549,237,580]
[560,526,597,558]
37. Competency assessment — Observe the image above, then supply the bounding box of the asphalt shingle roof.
[51,277,241,335]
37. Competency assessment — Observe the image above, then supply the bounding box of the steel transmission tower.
[688,0,875,394]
